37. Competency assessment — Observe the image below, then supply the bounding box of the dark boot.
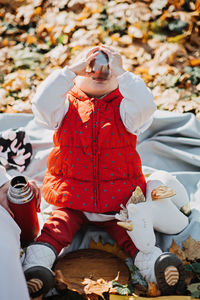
[155,252,186,295]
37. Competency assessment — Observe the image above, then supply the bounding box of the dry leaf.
[89,239,129,261]
[147,282,161,297]
[82,277,114,298]
[127,186,146,205]
[169,240,187,263]
[183,235,200,261]
[0,0,199,115]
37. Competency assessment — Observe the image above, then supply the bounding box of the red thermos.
[7,175,40,245]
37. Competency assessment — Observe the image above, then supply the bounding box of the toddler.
[22,45,187,298]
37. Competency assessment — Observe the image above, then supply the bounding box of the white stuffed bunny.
[115,170,189,295]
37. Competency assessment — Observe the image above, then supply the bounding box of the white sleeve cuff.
[0,166,11,187]
[117,71,139,84]
[62,66,77,81]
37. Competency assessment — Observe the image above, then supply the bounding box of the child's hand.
[100,45,126,77]
[68,47,99,76]
[29,180,41,212]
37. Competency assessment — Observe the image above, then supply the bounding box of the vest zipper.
[92,99,100,211]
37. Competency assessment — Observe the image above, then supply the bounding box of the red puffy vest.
[43,85,146,212]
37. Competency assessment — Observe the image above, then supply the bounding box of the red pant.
[37,208,138,257]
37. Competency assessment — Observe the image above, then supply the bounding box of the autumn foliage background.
[0,1,200,298]
[0,0,199,118]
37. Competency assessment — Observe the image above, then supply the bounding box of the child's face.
[75,74,118,98]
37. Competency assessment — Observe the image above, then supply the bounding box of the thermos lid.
[89,50,111,80]
[7,175,34,204]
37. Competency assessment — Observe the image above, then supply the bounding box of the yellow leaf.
[2,38,8,47]
[168,34,187,43]
[189,59,200,66]
[34,6,42,15]
[89,239,129,261]
[26,35,37,45]
[195,0,200,13]
[111,33,120,42]
[168,0,185,8]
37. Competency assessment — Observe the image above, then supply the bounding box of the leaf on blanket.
[82,276,115,299]
[147,282,161,297]
[185,262,200,274]
[185,262,200,287]
[127,263,147,287]
[182,236,200,261]
[187,283,200,299]
[169,240,187,263]
[112,281,134,296]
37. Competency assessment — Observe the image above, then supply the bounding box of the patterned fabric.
[0,128,32,172]
[43,86,146,212]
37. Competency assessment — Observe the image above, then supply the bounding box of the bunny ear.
[151,185,176,200]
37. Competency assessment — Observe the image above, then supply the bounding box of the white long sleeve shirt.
[0,165,11,187]
[32,67,156,135]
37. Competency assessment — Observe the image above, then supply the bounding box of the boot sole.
[154,252,185,295]
[24,265,54,298]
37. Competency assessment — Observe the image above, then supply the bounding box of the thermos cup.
[89,50,111,80]
[7,175,40,245]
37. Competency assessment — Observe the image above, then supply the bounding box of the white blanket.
[1,110,200,253]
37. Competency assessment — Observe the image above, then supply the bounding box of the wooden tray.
[54,248,130,296]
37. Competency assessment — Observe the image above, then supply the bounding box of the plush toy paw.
[134,246,162,283]
[154,252,186,295]
[24,265,54,298]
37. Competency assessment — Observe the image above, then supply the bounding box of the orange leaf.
[50,33,57,46]
[34,7,42,15]
[169,240,186,263]
[195,0,200,13]
[26,35,37,45]
[190,59,200,66]
[168,0,185,8]
[2,38,8,47]
[147,282,161,297]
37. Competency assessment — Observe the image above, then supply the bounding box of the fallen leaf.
[82,276,114,298]
[89,239,129,261]
[183,235,200,261]
[127,186,146,205]
[169,240,187,263]
[187,282,200,298]
[147,282,161,297]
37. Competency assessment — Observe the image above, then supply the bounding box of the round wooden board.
[54,248,130,294]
